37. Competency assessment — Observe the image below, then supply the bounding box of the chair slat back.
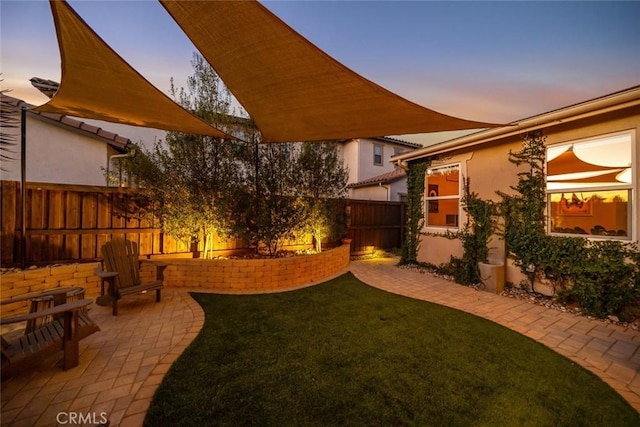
[101,239,141,289]
[24,287,86,334]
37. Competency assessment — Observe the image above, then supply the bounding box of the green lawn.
[145,273,639,426]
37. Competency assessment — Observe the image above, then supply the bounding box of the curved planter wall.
[162,243,351,293]
[0,244,351,317]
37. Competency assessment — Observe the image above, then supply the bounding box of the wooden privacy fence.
[1,181,407,267]
[0,181,250,268]
[346,200,406,254]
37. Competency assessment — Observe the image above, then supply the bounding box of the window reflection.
[426,165,460,227]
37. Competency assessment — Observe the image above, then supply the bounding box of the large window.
[425,164,460,227]
[547,131,634,239]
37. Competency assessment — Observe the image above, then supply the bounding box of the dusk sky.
[1,0,639,145]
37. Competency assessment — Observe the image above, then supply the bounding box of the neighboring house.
[347,168,408,202]
[392,85,639,287]
[0,93,131,186]
[343,136,422,201]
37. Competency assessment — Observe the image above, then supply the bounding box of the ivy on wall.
[447,177,498,285]
[497,130,547,286]
[401,160,429,264]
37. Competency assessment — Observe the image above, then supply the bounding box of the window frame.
[424,163,462,230]
[373,144,383,166]
[546,130,635,241]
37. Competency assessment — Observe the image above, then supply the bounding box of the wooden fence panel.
[80,192,98,259]
[65,190,81,260]
[96,192,111,255]
[346,200,406,253]
[1,181,17,264]
[47,190,64,260]
[27,188,41,262]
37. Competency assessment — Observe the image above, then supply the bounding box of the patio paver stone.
[1,257,638,426]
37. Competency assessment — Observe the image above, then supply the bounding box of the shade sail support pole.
[20,106,27,269]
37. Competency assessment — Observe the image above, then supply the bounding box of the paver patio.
[1,257,638,426]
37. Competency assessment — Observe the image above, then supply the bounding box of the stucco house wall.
[350,175,408,202]
[398,87,639,288]
[1,95,131,187]
[343,137,419,201]
[350,185,388,201]
[357,138,386,180]
[2,115,118,186]
[342,137,417,182]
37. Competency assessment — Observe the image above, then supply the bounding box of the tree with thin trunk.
[296,141,348,252]
[122,53,348,257]
[121,53,244,256]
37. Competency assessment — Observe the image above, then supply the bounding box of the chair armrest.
[141,260,168,268]
[94,269,119,280]
[141,260,168,281]
[0,299,92,325]
[0,287,82,306]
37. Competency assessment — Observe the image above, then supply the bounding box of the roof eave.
[369,136,422,149]
[1,93,131,152]
[29,112,131,152]
[349,173,406,189]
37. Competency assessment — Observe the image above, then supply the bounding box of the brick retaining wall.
[1,244,350,317]
[162,243,350,292]
[1,263,103,318]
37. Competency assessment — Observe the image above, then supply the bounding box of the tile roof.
[1,93,130,152]
[370,136,422,149]
[29,77,59,99]
[348,167,406,188]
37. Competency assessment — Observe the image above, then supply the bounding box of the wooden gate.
[346,200,406,254]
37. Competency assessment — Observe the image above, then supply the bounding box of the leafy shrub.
[557,241,639,321]
[446,255,478,286]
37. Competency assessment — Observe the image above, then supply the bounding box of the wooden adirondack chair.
[1,288,100,376]
[94,239,167,316]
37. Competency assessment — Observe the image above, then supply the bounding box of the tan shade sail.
[34,0,232,139]
[161,0,500,142]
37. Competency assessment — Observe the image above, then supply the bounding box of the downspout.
[108,150,135,187]
[378,182,390,201]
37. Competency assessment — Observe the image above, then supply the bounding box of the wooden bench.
[1,289,100,376]
[94,239,168,316]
